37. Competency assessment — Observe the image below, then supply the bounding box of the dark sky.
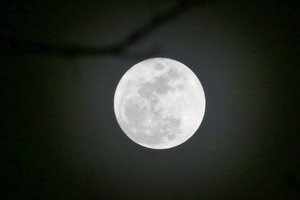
[1,0,299,199]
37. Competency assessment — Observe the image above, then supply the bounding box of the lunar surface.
[114,58,205,149]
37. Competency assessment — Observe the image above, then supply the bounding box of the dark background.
[1,0,299,199]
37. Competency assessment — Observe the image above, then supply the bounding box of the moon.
[114,57,205,149]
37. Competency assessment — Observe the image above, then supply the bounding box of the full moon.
[114,58,205,149]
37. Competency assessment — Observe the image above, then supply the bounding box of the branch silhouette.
[2,0,214,57]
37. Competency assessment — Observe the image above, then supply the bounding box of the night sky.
[1,0,299,199]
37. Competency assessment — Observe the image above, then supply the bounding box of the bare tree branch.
[1,0,215,58]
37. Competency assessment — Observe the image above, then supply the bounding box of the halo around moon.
[114,57,205,149]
